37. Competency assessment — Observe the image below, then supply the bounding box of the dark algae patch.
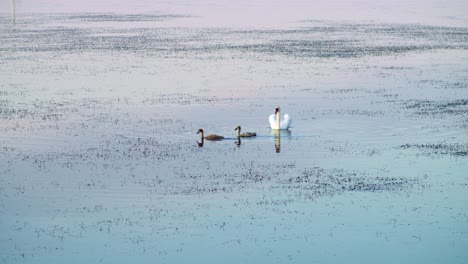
[403,99,468,116]
[279,167,420,198]
[400,143,468,156]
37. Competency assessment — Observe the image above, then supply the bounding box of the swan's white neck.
[275,109,280,130]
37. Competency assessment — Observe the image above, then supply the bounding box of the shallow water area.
[1,1,468,263]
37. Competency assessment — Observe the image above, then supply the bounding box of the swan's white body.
[269,107,292,130]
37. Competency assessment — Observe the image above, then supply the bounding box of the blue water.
[0,2,467,263]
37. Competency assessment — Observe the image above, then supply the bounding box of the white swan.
[269,107,292,130]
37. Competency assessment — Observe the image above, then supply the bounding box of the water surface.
[1,2,468,263]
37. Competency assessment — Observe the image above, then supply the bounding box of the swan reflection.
[270,129,291,153]
[197,138,204,147]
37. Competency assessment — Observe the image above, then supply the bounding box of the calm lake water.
[1,1,467,263]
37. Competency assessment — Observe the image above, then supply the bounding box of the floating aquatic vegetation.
[403,99,468,116]
[400,143,468,156]
[277,167,419,198]
[1,16,467,60]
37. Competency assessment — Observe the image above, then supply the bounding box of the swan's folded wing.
[269,114,276,129]
[280,114,292,129]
